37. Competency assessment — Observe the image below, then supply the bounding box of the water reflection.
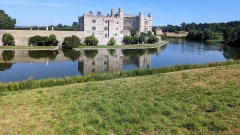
[0,63,13,71]
[28,50,59,60]
[2,50,15,62]
[1,39,240,82]
[62,49,81,61]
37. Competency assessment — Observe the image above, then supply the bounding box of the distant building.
[154,26,162,35]
[78,8,153,40]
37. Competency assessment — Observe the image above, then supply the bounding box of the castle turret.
[148,13,152,32]
[111,9,115,17]
[118,8,123,30]
[139,12,144,32]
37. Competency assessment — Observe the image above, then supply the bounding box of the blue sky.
[1,0,240,26]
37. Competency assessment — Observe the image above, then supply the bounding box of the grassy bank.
[0,64,240,134]
[0,46,57,50]
[1,60,240,92]
[74,41,168,50]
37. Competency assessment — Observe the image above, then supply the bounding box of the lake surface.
[1,38,240,83]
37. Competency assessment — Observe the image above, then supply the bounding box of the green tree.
[84,35,98,46]
[57,23,63,28]
[0,10,16,29]
[63,35,81,48]
[147,31,152,37]
[181,22,186,31]
[130,29,137,36]
[108,49,115,56]
[2,50,15,62]
[108,38,116,46]
[123,36,135,45]
[161,32,167,40]
[72,22,79,30]
[147,35,159,44]
[2,33,15,46]
[46,34,59,46]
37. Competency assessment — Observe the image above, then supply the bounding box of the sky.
[1,0,240,27]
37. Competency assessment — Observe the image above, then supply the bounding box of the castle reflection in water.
[0,48,162,74]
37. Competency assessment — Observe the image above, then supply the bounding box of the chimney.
[98,11,102,17]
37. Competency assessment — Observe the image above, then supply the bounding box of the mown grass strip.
[1,60,240,92]
[74,41,168,50]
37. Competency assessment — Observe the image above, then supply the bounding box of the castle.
[78,8,153,43]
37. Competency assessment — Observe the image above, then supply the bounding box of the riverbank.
[166,32,188,38]
[0,62,239,134]
[74,41,168,50]
[0,46,57,50]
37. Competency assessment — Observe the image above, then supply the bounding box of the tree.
[108,38,116,46]
[84,35,98,46]
[63,35,81,48]
[123,36,135,44]
[46,34,59,46]
[147,35,159,44]
[72,22,79,30]
[0,10,16,29]
[2,33,15,46]
[181,22,186,31]
[130,29,137,36]
[161,32,167,40]
[57,23,63,28]
[147,31,152,37]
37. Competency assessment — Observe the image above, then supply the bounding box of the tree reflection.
[2,50,15,62]
[84,50,98,59]
[122,49,146,59]
[108,49,116,56]
[147,48,158,54]
[28,50,59,60]
[0,63,13,71]
[222,45,240,60]
[62,49,81,61]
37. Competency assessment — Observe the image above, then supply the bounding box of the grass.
[0,46,57,50]
[74,41,168,50]
[0,64,240,134]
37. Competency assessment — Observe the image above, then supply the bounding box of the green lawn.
[0,46,57,50]
[0,65,240,134]
[74,41,168,50]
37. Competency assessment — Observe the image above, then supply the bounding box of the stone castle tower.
[78,8,152,40]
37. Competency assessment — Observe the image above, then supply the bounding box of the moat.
[0,38,239,83]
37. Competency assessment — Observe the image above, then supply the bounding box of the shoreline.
[73,41,169,50]
[0,41,169,50]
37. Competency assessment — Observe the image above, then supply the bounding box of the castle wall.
[0,30,85,46]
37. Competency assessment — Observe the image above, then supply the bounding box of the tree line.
[160,21,240,47]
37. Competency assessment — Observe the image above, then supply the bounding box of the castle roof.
[155,26,162,31]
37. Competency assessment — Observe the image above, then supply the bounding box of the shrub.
[85,35,98,46]
[28,34,59,46]
[63,35,81,48]
[2,33,15,46]
[108,38,116,46]
[122,36,135,45]
[63,49,81,61]
[147,35,159,44]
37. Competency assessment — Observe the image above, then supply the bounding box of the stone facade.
[78,8,153,42]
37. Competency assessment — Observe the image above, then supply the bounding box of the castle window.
[105,34,108,38]
[92,20,96,23]
[145,21,148,25]
[105,20,108,23]
[116,28,118,30]
[92,69,95,72]
[92,62,95,65]
[124,22,126,24]
[104,27,108,30]
[116,22,119,24]
[115,33,118,36]
[129,21,131,24]
[92,27,96,30]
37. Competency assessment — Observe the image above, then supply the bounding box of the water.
[0,38,239,83]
